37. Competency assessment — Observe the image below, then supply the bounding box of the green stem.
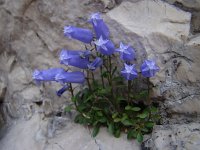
[128,80,131,104]
[100,66,105,88]
[91,71,95,84]
[108,56,112,85]
[69,83,74,97]
[86,70,92,91]
[147,77,151,105]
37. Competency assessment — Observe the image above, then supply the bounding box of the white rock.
[0,115,140,150]
[145,123,200,150]
[188,34,200,47]
[166,0,200,10]
[108,0,191,42]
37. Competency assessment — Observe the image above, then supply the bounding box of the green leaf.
[108,123,114,135]
[98,117,107,123]
[78,104,87,111]
[121,113,128,121]
[131,107,141,111]
[92,126,100,137]
[137,112,149,119]
[141,128,149,133]
[150,106,158,113]
[121,119,133,126]
[71,96,77,102]
[64,105,73,112]
[136,132,143,143]
[112,112,118,119]
[114,129,121,138]
[92,107,102,110]
[133,90,148,100]
[125,106,141,111]
[114,118,121,122]
[125,105,132,110]
[145,122,154,128]
[84,95,94,102]
[97,111,103,116]
[74,114,87,124]
[127,129,137,139]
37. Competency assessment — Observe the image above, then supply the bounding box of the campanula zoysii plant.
[32,12,160,143]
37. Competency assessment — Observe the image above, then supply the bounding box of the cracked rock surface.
[0,0,200,150]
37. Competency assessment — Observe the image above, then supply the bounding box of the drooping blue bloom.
[89,12,110,39]
[87,57,103,71]
[121,63,137,80]
[55,71,85,84]
[56,85,69,97]
[59,49,90,69]
[140,60,160,77]
[94,36,115,56]
[64,26,93,44]
[32,68,65,84]
[116,42,136,62]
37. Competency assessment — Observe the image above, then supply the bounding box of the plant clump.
[32,12,160,143]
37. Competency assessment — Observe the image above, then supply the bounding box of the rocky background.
[0,0,200,150]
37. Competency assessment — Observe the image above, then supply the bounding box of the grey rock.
[165,0,200,10]
[144,123,200,150]
[0,114,140,150]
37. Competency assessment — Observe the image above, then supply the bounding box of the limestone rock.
[108,0,191,42]
[0,114,140,150]
[100,0,116,9]
[144,123,200,150]
[0,75,6,102]
[165,0,200,10]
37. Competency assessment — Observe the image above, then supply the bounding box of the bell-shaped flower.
[64,26,93,44]
[32,68,65,84]
[56,85,69,97]
[89,12,110,39]
[55,71,85,84]
[140,60,160,77]
[116,42,136,62]
[94,36,115,56]
[59,49,90,69]
[121,63,137,80]
[87,57,103,71]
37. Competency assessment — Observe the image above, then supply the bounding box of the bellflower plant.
[121,63,137,80]
[59,49,90,69]
[88,57,103,71]
[141,59,160,77]
[32,68,65,84]
[89,12,110,39]
[57,85,69,97]
[64,26,93,43]
[116,42,136,62]
[55,71,85,84]
[33,12,161,143]
[94,36,115,56]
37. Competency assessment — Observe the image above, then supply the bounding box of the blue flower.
[56,85,69,97]
[55,71,85,84]
[64,26,93,44]
[140,60,160,77]
[32,68,65,84]
[121,63,137,80]
[89,12,110,39]
[59,49,90,69]
[94,36,115,56]
[88,57,103,71]
[116,42,136,62]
